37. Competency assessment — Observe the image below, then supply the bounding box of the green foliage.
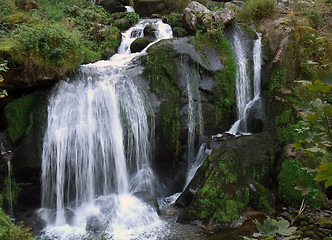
[0,208,35,240]
[242,218,298,239]
[314,162,332,188]
[1,175,20,206]
[125,12,139,24]
[0,59,8,98]
[5,91,40,142]
[268,70,282,93]
[0,0,122,77]
[278,159,325,208]
[293,80,331,161]
[238,0,276,23]
[196,153,249,223]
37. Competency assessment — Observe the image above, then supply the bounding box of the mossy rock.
[249,180,275,213]
[130,37,154,53]
[177,147,250,224]
[280,26,332,84]
[113,18,132,31]
[278,158,327,208]
[177,132,276,224]
[5,91,40,143]
[143,24,157,38]
[239,23,258,39]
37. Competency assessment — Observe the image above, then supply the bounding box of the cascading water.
[0,142,14,218]
[40,19,172,240]
[228,25,262,135]
[179,55,204,189]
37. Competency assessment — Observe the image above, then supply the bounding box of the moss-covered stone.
[192,32,237,127]
[278,158,327,208]
[249,180,275,213]
[130,37,154,53]
[177,132,276,224]
[5,91,40,142]
[178,148,250,223]
[144,41,182,165]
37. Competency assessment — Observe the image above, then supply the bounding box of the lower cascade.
[39,19,172,240]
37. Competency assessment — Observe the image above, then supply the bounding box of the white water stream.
[228,26,262,135]
[40,19,172,240]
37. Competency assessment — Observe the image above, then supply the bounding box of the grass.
[0,208,35,240]
[0,0,124,79]
[238,0,277,23]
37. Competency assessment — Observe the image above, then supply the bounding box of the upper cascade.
[227,25,262,135]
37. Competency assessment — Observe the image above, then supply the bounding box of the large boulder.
[212,6,237,26]
[182,1,210,34]
[176,132,276,225]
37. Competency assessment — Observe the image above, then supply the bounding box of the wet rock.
[130,37,154,53]
[144,24,158,38]
[86,216,103,232]
[133,191,160,214]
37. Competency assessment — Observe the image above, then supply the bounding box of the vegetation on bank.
[0,0,139,84]
[0,208,35,240]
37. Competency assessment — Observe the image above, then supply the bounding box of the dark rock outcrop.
[134,0,167,17]
[176,132,276,225]
[97,0,126,14]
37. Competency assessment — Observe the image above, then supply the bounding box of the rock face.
[143,36,235,194]
[176,132,276,224]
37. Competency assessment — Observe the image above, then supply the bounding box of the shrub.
[0,208,35,240]
[238,0,276,23]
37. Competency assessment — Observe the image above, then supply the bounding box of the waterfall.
[6,159,13,218]
[0,141,14,219]
[40,19,172,240]
[228,25,262,135]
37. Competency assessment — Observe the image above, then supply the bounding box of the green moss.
[5,91,40,142]
[0,208,35,240]
[192,33,236,126]
[278,159,326,208]
[281,27,332,85]
[194,150,249,223]
[240,23,258,39]
[144,42,182,159]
